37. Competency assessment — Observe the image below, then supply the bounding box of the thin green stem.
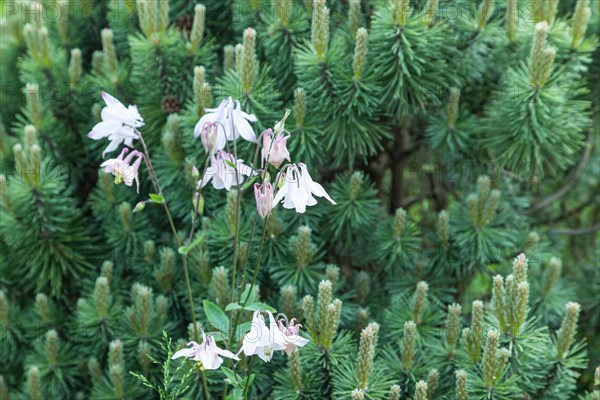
[136,130,210,398]
[243,356,256,400]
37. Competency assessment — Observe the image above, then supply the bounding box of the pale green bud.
[69,48,82,86]
[190,4,206,49]
[311,0,329,61]
[224,45,235,71]
[353,28,368,80]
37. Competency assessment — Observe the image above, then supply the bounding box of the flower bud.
[556,302,581,359]
[224,45,235,71]
[357,322,379,389]
[242,28,256,90]
[36,293,49,324]
[101,28,117,74]
[294,88,307,128]
[571,0,591,49]
[455,370,468,400]
[353,28,368,80]
[389,384,401,400]
[355,271,370,305]
[27,366,42,400]
[402,321,416,370]
[483,330,499,387]
[190,4,206,49]
[325,264,340,289]
[476,0,494,31]
[414,380,428,400]
[311,0,329,61]
[349,0,362,35]
[506,0,517,42]
[428,369,439,398]
[210,266,230,309]
[69,48,82,86]
[412,281,428,325]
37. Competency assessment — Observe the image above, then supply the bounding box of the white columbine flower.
[200,150,253,191]
[277,318,309,355]
[88,91,144,157]
[272,163,336,213]
[194,97,257,150]
[172,333,239,370]
[99,147,144,192]
[240,310,286,362]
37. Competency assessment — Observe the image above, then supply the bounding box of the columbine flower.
[254,181,274,219]
[198,121,223,154]
[88,92,144,157]
[278,318,309,355]
[272,163,336,213]
[240,310,286,362]
[99,147,144,192]
[172,333,239,370]
[261,128,290,167]
[200,150,252,191]
[194,97,256,150]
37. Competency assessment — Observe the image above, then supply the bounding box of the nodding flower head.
[99,147,144,193]
[194,97,257,151]
[199,121,223,154]
[254,181,274,219]
[272,163,336,213]
[262,128,290,168]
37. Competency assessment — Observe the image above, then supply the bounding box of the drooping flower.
[172,333,239,370]
[198,121,223,154]
[261,128,290,167]
[194,97,256,150]
[277,318,309,355]
[200,150,252,191]
[240,310,286,362]
[99,147,144,192]
[254,181,274,219]
[88,92,144,157]
[272,163,336,213]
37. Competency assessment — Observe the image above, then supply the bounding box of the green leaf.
[224,159,236,168]
[149,193,164,204]
[225,302,243,312]
[221,367,240,387]
[203,300,229,332]
[178,232,206,255]
[244,303,276,312]
[241,175,258,191]
[240,285,256,305]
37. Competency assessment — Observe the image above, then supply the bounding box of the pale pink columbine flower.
[254,181,274,219]
[198,122,222,154]
[88,92,144,157]
[172,333,239,370]
[99,147,144,192]
[272,163,336,213]
[240,310,287,362]
[200,150,252,191]
[194,97,256,150]
[277,318,309,355]
[261,128,290,167]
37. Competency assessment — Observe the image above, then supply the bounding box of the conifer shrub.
[0,0,598,399]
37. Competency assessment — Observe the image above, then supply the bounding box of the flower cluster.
[87,92,145,189]
[195,98,335,216]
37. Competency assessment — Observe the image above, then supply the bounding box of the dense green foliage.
[0,0,599,399]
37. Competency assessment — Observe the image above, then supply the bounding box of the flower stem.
[136,130,210,399]
[243,356,256,400]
